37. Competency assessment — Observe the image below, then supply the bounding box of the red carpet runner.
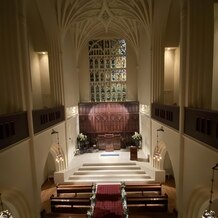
[87,183,128,218]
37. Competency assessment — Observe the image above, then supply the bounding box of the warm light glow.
[37,51,47,55]
[165,47,176,51]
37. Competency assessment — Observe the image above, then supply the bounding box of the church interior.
[0,0,218,218]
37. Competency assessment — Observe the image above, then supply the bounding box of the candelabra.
[153,127,164,162]
[51,129,64,163]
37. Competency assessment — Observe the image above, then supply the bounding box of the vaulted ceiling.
[55,0,154,51]
[29,0,179,54]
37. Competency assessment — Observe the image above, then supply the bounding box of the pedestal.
[130,146,138,160]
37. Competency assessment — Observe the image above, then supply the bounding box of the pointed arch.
[0,189,32,218]
[186,186,218,217]
[48,143,66,172]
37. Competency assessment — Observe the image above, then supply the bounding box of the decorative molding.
[98,0,114,32]
[140,104,150,116]
[66,106,78,119]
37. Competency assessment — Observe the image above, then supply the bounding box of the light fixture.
[0,193,13,218]
[202,164,218,218]
[153,127,164,162]
[51,129,64,163]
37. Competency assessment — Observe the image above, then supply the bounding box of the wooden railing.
[0,112,29,150]
[151,103,179,130]
[184,107,218,149]
[32,106,65,133]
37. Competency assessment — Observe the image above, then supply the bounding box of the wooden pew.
[127,194,168,212]
[125,183,162,195]
[50,196,91,213]
[56,184,93,196]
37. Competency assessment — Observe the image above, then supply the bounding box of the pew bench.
[125,184,162,195]
[50,197,91,213]
[56,186,93,196]
[127,194,168,212]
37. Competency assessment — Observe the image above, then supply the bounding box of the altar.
[97,134,121,150]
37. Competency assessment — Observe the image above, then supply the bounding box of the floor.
[41,148,177,217]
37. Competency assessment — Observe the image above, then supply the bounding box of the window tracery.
[89,39,127,102]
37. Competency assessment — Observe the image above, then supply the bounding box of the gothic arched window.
[89,39,126,102]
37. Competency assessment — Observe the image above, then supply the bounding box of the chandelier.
[51,129,64,163]
[202,163,218,218]
[0,193,13,218]
[153,127,164,162]
[55,147,64,163]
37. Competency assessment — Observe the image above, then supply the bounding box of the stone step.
[66,178,155,183]
[78,165,141,171]
[69,174,151,180]
[82,162,137,166]
[66,161,154,184]
[74,169,146,175]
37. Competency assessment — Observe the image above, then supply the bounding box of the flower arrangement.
[132,132,142,147]
[77,133,87,142]
[132,131,142,142]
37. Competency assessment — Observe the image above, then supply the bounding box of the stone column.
[186,0,213,109]
[0,1,24,114]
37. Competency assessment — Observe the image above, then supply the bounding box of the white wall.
[34,123,66,186]
[183,137,218,217]
[0,140,36,217]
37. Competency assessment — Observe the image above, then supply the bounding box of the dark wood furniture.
[130,146,138,160]
[56,184,93,196]
[79,101,139,147]
[97,133,121,150]
[127,194,168,212]
[125,183,162,195]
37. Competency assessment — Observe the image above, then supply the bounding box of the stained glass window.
[89,39,127,102]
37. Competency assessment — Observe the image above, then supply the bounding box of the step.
[82,162,137,166]
[66,178,155,183]
[74,169,146,175]
[78,165,141,171]
[69,174,151,180]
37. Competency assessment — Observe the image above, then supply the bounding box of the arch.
[186,186,218,217]
[0,188,32,218]
[47,144,66,173]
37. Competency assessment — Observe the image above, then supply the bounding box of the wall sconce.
[202,163,218,218]
[51,129,64,163]
[0,193,13,218]
[153,126,164,162]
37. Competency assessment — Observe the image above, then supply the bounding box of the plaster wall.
[0,140,35,217]
[151,120,181,209]
[34,123,66,187]
[183,137,218,216]
[66,116,79,165]
[140,114,151,159]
